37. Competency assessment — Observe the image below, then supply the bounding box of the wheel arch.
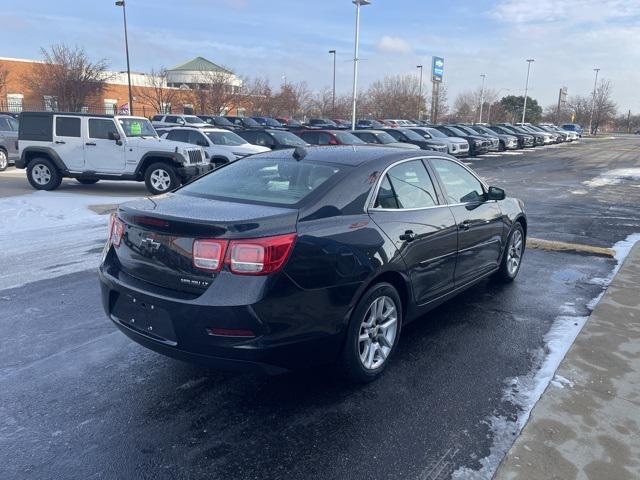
[21,147,66,172]
[136,154,179,177]
[352,270,411,324]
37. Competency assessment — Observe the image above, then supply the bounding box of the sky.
[1,0,639,112]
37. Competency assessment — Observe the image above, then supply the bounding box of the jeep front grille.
[187,149,203,165]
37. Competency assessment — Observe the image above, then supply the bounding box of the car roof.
[251,145,444,167]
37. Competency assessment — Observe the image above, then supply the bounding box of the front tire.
[493,223,525,283]
[144,162,180,195]
[339,282,402,383]
[27,157,62,191]
[0,149,8,171]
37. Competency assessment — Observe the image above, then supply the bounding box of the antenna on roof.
[293,146,307,161]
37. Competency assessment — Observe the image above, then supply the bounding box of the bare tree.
[0,68,9,95]
[591,79,617,135]
[451,90,478,123]
[243,77,273,116]
[567,95,592,127]
[269,81,313,118]
[362,75,425,119]
[133,68,179,114]
[23,44,110,111]
[190,67,243,115]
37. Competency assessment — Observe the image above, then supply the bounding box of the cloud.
[492,0,640,24]
[377,36,412,54]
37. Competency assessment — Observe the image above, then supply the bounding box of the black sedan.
[198,115,239,131]
[236,128,308,150]
[99,146,527,383]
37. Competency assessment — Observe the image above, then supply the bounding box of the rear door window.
[382,160,439,209]
[166,130,190,143]
[55,117,81,137]
[188,130,209,146]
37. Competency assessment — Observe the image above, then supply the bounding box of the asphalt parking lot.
[1,136,639,480]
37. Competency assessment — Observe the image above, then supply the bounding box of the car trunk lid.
[114,193,298,294]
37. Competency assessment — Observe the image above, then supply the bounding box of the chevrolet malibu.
[99,146,527,382]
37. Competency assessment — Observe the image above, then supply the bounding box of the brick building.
[0,56,246,117]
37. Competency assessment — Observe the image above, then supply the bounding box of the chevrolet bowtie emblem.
[140,237,161,251]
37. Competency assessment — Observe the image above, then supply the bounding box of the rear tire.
[493,223,525,283]
[339,282,402,383]
[27,157,62,191]
[144,162,180,195]
[76,178,100,185]
[0,149,8,171]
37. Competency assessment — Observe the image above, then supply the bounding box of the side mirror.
[177,119,185,125]
[487,186,506,201]
[108,131,121,141]
[197,140,208,147]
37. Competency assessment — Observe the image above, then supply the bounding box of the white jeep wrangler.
[17,112,212,195]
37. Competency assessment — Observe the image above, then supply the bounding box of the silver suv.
[17,112,211,195]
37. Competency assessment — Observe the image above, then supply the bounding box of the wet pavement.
[1,135,639,479]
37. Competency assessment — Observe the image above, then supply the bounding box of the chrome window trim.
[366,155,489,212]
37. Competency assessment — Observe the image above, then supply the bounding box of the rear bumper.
[98,264,347,373]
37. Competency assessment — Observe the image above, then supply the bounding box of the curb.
[494,242,640,479]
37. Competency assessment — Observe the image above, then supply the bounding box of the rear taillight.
[191,233,297,276]
[228,234,297,275]
[193,239,227,272]
[108,213,125,248]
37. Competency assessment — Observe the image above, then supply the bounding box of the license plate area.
[112,293,177,345]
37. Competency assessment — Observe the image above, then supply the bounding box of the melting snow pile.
[583,168,640,187]
[0,191,136,290]
[452,232,640,479]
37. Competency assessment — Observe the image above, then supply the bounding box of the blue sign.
[432,56,444,82]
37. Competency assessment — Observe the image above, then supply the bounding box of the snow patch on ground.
[583,168,640,187]
[451,232,640,479]
[0,191,136,290]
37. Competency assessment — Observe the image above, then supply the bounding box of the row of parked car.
[149,113,582,161]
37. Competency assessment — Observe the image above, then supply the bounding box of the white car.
[161,127,270,166]
[151,114,209,129]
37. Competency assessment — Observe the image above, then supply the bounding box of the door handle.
[460,220,471,231]
[399,230,416,242]
[85,142,96,146]
[54,140,66,144]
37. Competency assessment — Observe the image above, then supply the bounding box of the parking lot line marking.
[527,237,615,258]
[482,154,502,157]
[502,152,523,155]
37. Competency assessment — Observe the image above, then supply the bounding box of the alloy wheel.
[150,169,171,191]
[358,295,398,370]
[507,230,523,276]
[32,164,52,185]
[0,151,7,170]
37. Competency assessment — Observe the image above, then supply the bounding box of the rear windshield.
[179,158,343,205]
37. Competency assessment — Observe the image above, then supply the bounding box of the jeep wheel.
[27,157,62,191]
[0,149,7,171]
[144,163,180,195]
[76,178,100,185]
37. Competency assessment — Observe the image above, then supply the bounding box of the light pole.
[416,65,423,120]
[478,74,486,123]
[329,50,337,116]
[521,59,535,124]
[350,0,371,131]
[115,1,133,115]
[588,68,600,135]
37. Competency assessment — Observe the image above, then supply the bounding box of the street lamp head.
[115,1,124,6]
[417,65,423,69]
[329,50,336,54]
[353,0,372,5]
[526,58,535,63]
